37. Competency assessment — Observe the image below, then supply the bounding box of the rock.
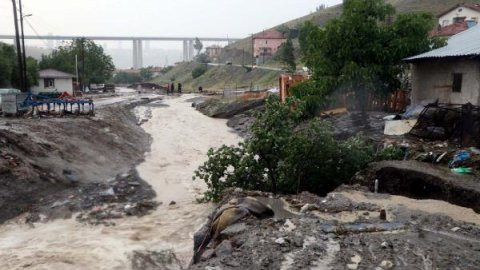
[220,222,247,238]
[281,219,296,233]
[380,260,394,269]
[200,249,214,262]
[275,237,287,246]
[169,201,176,206]
[451,227,461,232]
[99,187,115,197]
[292,236,304,247]
[215,240,233,257]
[205,267,222,270]
[300,203,319,213]
[194,222,211,252]
[347,254,362,270]
[238,197,274,218]
[211,207,249,239]
[223,258,241,267]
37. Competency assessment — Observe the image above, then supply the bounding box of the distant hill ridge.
[226,0,480,54]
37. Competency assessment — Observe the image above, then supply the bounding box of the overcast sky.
[1,0,342,38]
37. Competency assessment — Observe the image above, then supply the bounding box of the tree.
[193,38,203,56]
[192,65,207,79]
[140,67,153,81]
[276,39,296,73]
[299,0,445,113]
[112,72,142,84]
[40,38,115,90]
[194,96,380,201]
[0,42,16,87]
[0,42,38,89]
[12,57,39,89]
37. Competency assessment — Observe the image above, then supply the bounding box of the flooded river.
[0,95,240,269]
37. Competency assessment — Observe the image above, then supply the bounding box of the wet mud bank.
[190,186,480,269]
[352,160,480,213]
[0,97,160,224]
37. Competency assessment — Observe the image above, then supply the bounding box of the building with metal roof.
[38,69,75,79]
[406,25,480,106]
[32,69,75,95]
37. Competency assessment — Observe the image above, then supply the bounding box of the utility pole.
[19,0,28,91]
[75,54,79,91]
[11,0,25,92]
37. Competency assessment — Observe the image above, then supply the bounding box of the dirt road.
[0,94,239,269]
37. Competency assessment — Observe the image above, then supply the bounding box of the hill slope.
[225,0,480,60]
[151,62,281,92]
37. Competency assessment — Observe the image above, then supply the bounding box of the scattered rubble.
[189,186,480,269]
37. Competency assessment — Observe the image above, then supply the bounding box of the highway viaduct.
[0,35,241,68]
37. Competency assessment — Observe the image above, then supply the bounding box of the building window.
[259,47,272,56]
[452,73,463,93]
[44,78,55,88]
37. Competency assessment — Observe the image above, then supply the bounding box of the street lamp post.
[19,0,31,91]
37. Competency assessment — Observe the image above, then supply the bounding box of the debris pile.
[189,187,480,269]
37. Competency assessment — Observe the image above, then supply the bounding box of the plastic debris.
[449,151,471,168]
[451,167,473,174]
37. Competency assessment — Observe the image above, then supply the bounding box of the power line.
[24,19,50,47]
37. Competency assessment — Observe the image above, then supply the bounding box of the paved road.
[207,62,284,71]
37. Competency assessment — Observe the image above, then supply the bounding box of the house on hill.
[252,30,287,65]
[433,3,480,37]
[438,3,480,27]
[405,24,480,106]
[205,45,223,60]
[32,69,75,95]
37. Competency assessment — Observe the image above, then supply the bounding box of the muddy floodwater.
[0,95,240,270]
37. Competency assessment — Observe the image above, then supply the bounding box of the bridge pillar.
[188,39,194,61]
[137,40,143,68]
[132,40,138,69]
[183,40,188,61]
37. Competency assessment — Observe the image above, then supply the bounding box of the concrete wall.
[411,58,480,105]
[439,7,480,26]
[32,78,73,95]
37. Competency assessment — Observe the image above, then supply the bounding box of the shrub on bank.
[192,66,207,79]
[194,95,394,202]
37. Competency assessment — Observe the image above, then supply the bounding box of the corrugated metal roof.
[405,24,480,61]
[39,69,75,79]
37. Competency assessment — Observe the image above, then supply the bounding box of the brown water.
[0,95,240,270]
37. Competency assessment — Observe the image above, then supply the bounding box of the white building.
[405,25,480,106]
[438,3,480,27]
[32,69,75,95]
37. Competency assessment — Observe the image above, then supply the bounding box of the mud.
[0,94,240,270]
[0,96,160,223]
[352,160,480,213]
[190,186,480,269]
[195,97,264,119]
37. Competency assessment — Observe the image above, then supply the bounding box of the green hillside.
[151,62,281,93]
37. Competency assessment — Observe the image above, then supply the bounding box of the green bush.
[192,66,207,79]
[193,95,376,201]
[289,80,327,118]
